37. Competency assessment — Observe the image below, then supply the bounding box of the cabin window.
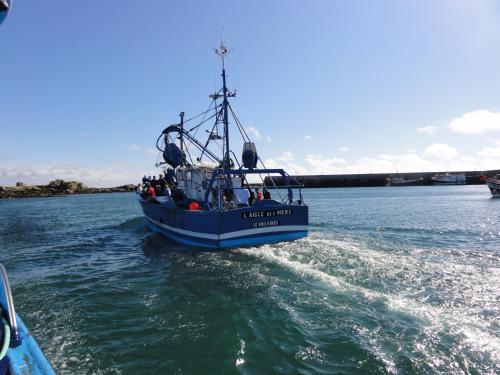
[186,171,192,181]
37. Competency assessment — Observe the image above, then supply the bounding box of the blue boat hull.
[2,315,55,375]
[1,263,55,375]
[138,196,308,248]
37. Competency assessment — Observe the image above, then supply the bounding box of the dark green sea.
[0,186,499,374]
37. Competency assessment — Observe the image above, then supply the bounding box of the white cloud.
[277,151,294,163]
[378,154,394,160]
[319,151,483,175]
[0,163,150,187]
[245,127,262,140]
[266,136,272,143]
[304,135,312,141]
[4,145,499,188]
[424,143,459,160]
[305,152,435,175]
[339,146,349,152]
[449,109,500,134]
[128,144,140,151]
[417,125,439,135]
[478,145,500,158]
[262,144,499,176]
[305,154,347,174]
[264,151,308,175]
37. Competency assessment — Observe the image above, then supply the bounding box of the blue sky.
[1,0,500,186]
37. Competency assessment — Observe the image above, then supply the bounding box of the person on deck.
[158,174,170,196]
[223,188,235,209]
[141,182,149,198]
[263,188,271,200]
[255,188,263,201]
[248,189,255,205]
[166,168,177,186]
[147,184,156,199]
[150,176,158,192]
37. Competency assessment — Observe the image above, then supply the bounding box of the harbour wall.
[264,169,500,188]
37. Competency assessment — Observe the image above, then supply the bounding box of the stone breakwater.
[265,169,500,188]
[0,179,136,199]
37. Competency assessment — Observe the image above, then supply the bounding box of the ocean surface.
[0,186,499,375]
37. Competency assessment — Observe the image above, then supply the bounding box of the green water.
[0,186,498,374]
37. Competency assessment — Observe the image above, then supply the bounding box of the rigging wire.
[227,103,250,142]
[190,110,219,135]
[227,102,285,201]
[184,102,221,126]
[258,157,285,202]
[150,78,294,205]
[228,106,248,143]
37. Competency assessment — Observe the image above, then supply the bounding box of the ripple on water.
[237,232,500,374]
[0,188,499,374]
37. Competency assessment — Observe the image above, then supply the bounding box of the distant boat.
[431,173,466,185]
[0,264,55,374]
[136,43,308,249]
[481,174,500,198]
[386,175,425,187]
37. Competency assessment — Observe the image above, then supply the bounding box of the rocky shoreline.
[0,179,136,199]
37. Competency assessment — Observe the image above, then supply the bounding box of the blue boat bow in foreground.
[0,265,55,375]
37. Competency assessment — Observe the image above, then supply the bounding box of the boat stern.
[218,202,308,248]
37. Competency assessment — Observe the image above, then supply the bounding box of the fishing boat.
[0,0,11,25]
[0,264,55,374]
[431,173,466,185]
[136,43,308,249]
[481,174,500,198]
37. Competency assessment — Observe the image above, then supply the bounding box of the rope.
[185,102,220,125]
[187,105,222,133]
[228,103,250,142]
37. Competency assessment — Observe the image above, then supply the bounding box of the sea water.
[0,186,498,374]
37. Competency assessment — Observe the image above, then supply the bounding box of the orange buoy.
[188,201,201,211]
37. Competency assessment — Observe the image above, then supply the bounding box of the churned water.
[0,186,498,374]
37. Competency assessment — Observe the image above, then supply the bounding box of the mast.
[179,111,185,152]
[215,42,231,169]
[222,67,230,168]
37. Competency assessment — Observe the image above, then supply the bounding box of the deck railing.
[0,263,20,345]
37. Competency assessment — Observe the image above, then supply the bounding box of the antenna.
[214,40,232,69]
[214,40,232,169]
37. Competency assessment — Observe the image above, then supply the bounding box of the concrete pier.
[264,169,500,188]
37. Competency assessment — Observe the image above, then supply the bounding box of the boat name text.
[252,220,279,228]
[242,209,293,219]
